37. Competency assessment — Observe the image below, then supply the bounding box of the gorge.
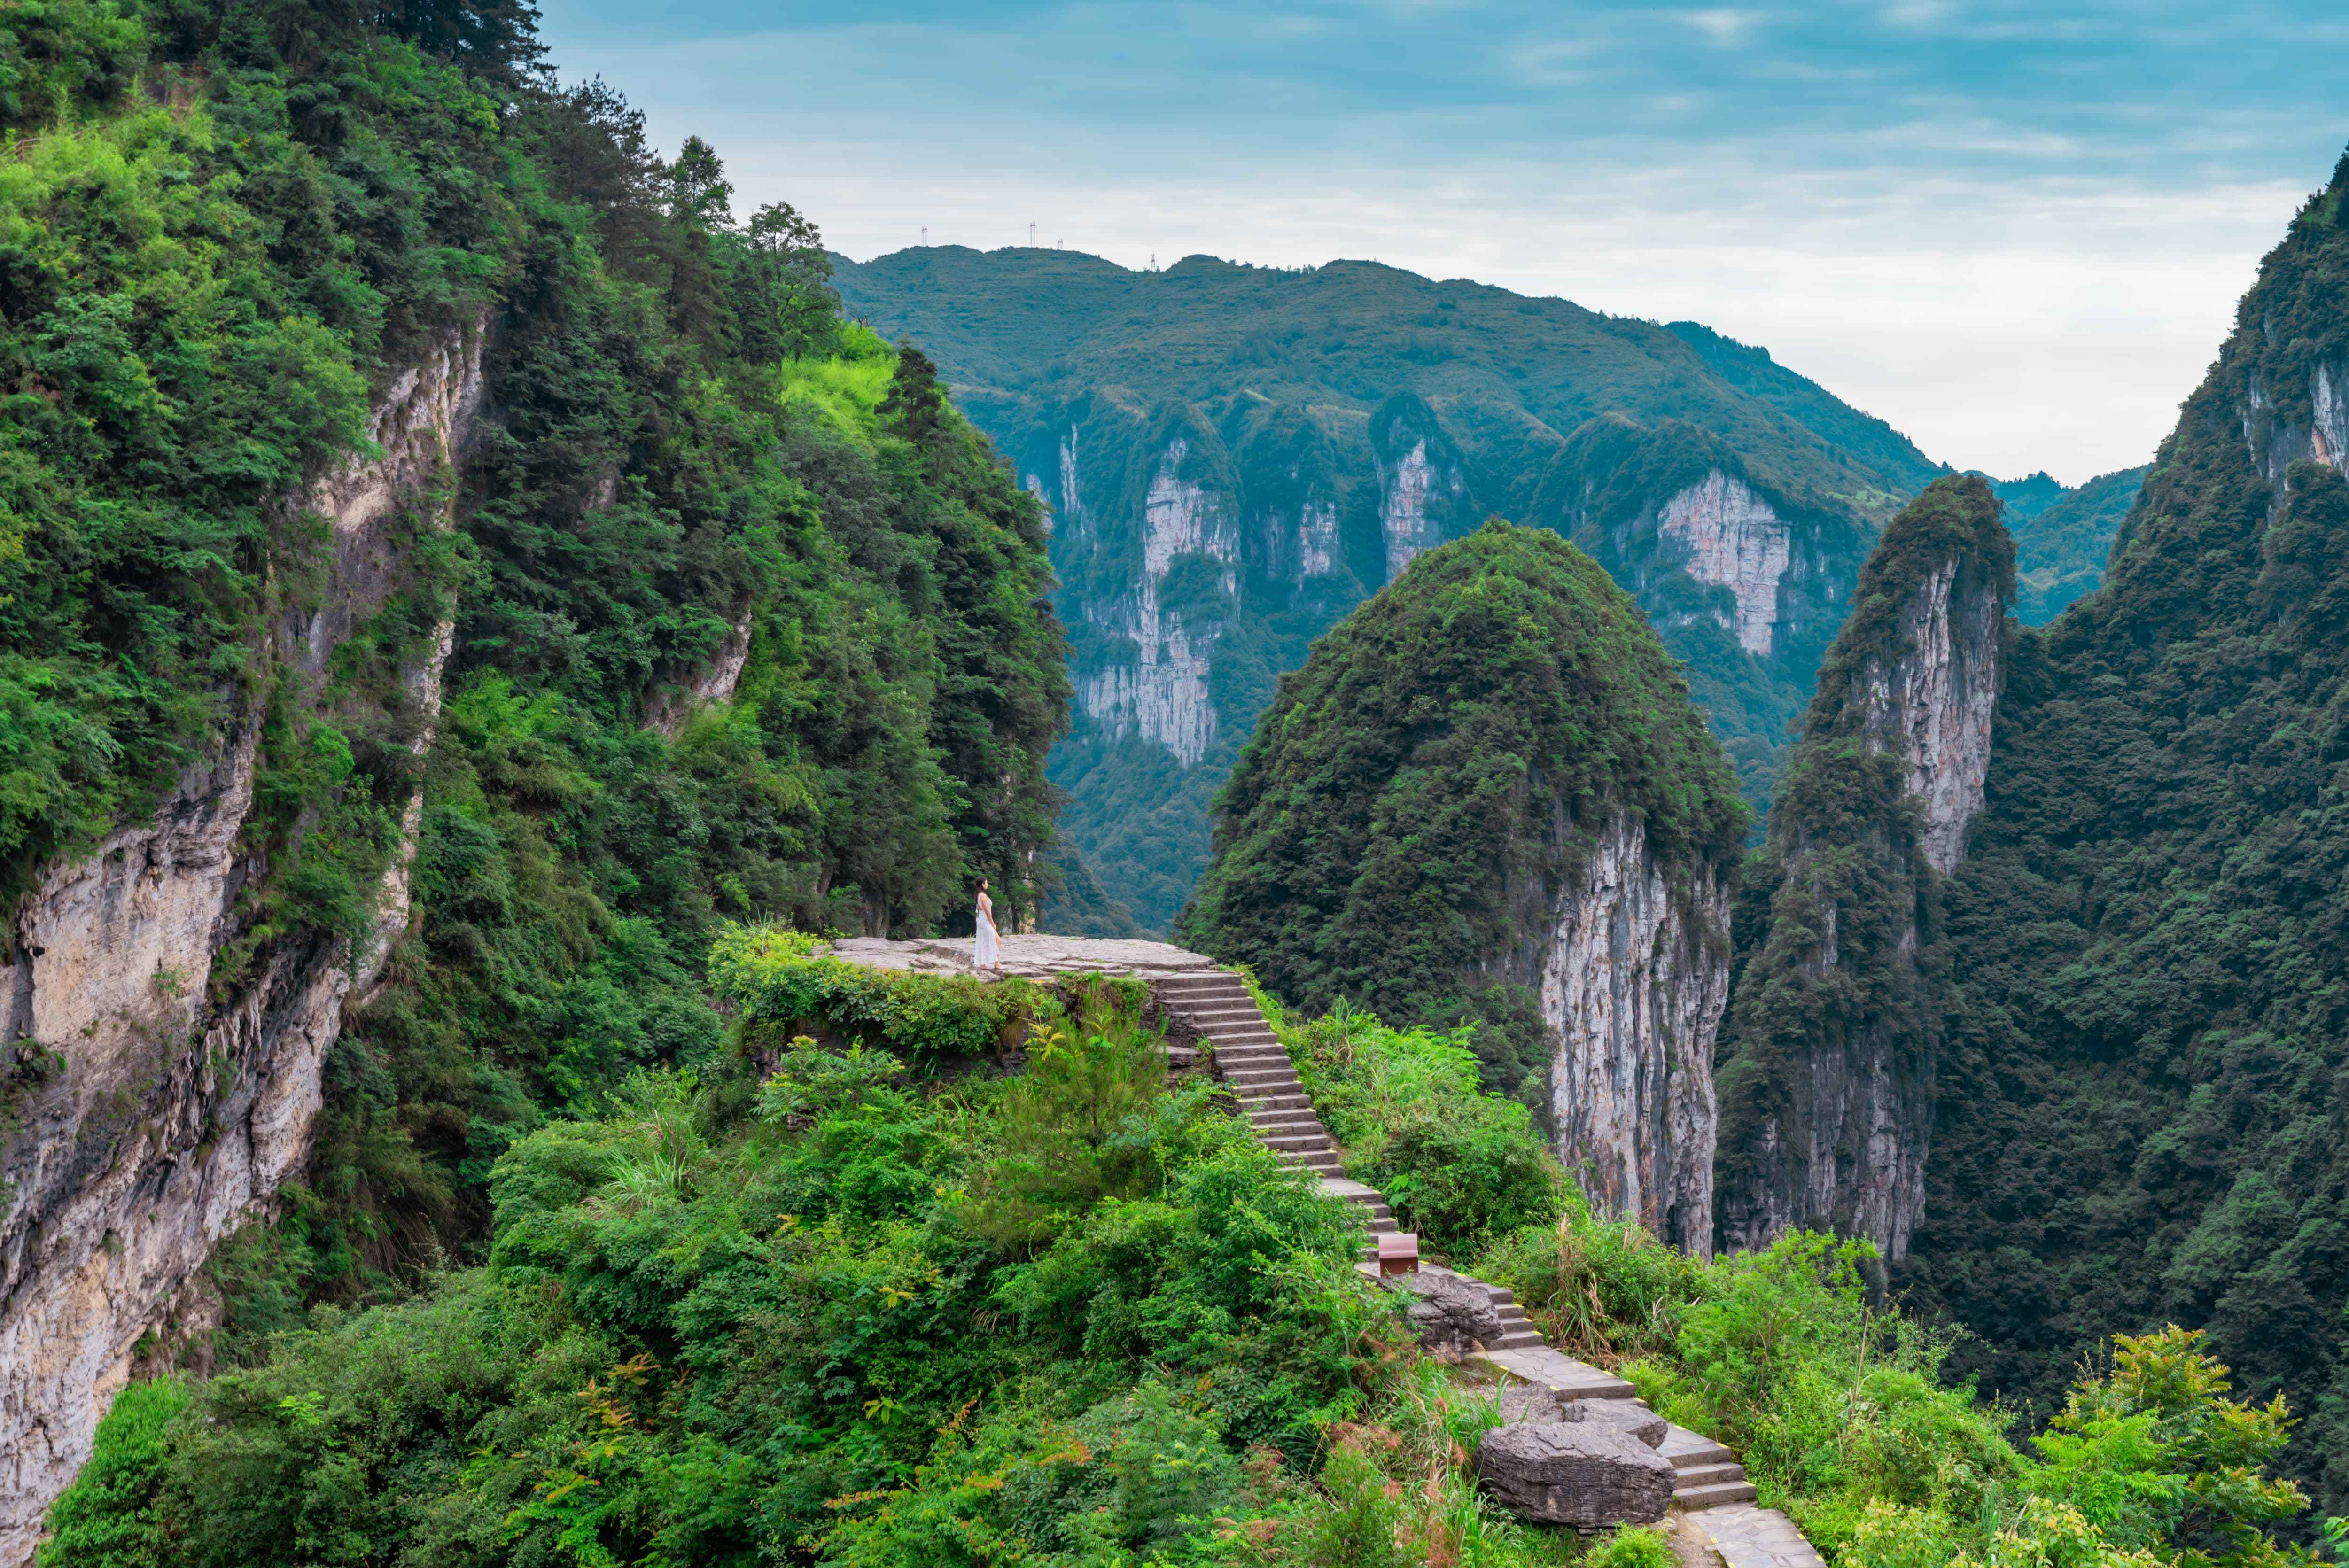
[7,0,2347,1556]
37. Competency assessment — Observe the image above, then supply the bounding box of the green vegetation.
[834,244,1944,927]
[59,945,2333,1567]
[0,0,1065,1316]
[39,930,1547,1568]
[2008,465,2149,623]
[1897,149,2349,1521]
[1182,521,1748,1106]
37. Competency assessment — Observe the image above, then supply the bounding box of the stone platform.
[822,933,1219,980]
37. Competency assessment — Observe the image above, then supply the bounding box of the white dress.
[973,894,1000,969]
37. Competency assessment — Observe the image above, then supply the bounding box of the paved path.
[823,936,1826,1567]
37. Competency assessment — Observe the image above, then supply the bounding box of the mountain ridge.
[835,245,1953,930]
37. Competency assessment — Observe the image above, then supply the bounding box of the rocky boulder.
[1560,1397,1668,1449]
[1475,1420,1674,1528]
[1389,1267,1506,1355]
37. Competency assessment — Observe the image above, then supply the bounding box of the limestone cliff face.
[1713,474,2012,1258]
[1657,472,1791,656]
[0,326,482,1562]
[2241,356,2347,496]
[1069,432,1238,767]
[1515,814,1733,1252]
[1370,394,1473,584]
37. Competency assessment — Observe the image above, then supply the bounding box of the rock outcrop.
[1391,1263,1510,1356]
[0,325,482,1561]
[1713,474,2011,1258]
[1061,421,1239,768]
[1475,1421,1675,1528]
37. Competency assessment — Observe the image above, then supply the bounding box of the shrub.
[1585,1523,1674,1568]
[1268,993,1567,1255]
[37,1379,190,1568]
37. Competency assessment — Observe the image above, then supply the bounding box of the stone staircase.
[1151,969,1788,1548]
[1153,970,1346,1178]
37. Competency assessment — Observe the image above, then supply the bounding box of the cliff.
[1181,523,1748,1244]
[0,329,482,1561]
[1712,474,2011,1258]
[1896,147,2349,1514]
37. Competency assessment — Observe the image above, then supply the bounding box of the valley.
[1,1,2343,1564]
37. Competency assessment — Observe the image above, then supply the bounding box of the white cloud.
[1681,7,1766,46]
[537,2,2338,483]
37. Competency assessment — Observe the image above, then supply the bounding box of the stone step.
[1667,1441,1736,1471]
[1492,1327,1546,1349]
[1180,1003,1267,1020]
[1211,1043,1289,1060]
[1675,1479,1759,1511]
[1224,1070,1303,1089]
[1673,1462,1748,1490]
[1235,1091,1311,1110]
[1261,1133,1333,1152]
[1249,1107,1323,1128]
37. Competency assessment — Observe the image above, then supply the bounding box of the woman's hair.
[977,877,989,891]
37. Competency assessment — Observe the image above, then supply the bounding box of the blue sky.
[538,1,2349,481]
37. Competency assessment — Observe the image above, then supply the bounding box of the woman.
[972,877,1000,971]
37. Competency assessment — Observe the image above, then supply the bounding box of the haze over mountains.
[834,248,2142,930]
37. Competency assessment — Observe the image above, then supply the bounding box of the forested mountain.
[1906,152,2349,1513]
[1713,475,2012,1257]
[1182,523,1750,1245]
[1718,147,2349,1515]
[834,248,1945,930]
[0,0,1065,1546]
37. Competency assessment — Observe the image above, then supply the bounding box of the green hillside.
[1897,149,2349,1516]
[835,247,1946,930]
[2009,464,2151,622]
[0,0,1065,1304]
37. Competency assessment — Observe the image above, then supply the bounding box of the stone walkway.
[822,935,1825,1568]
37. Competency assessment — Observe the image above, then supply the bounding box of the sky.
[537,2,2349,482]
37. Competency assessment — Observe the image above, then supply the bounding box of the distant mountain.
[835,248,1947,930]
[2009,465,2150,622]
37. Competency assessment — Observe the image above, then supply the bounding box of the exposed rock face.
[2243,357,2348,497]
[1861,560,2001,875]
[0,325,482,1562]
[1380,438,1462,581]
[1476,1421,1674,1528]
[1657,472,1790,655]
[1713,474,2012,1258]
[1530,815,1732,1253]
[1071,433,1236,767]
[645,613,755,737]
